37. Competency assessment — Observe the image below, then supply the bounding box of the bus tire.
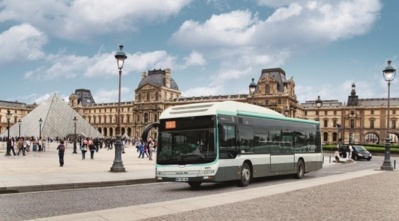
[237,162,251,187]
[188,181,202,188]
[295,159,305,179]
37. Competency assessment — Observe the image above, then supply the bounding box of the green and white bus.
[146,101,323,188]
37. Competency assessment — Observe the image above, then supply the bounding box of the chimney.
[142,71,147,80]
[165,68,171,88]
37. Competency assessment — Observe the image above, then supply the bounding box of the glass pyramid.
[1,94,103,139]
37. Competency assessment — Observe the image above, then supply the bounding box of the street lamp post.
[315,95,322,121]
[73,116,78,154]
[248,78,257,104]
[110,45,127,172]
[284,106,290,117]
[39,118,43,141]
[381,60,396,171]
[5,110,12,156]
[18,119,21,138]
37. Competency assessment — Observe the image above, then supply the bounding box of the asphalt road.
[0,155,391,221]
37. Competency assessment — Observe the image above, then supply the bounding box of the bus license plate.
[176,177,188,182]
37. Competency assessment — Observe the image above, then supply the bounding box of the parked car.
[351,145,372,161]
[338,144,349,158]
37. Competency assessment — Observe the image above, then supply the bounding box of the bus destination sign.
[165,121,176,129]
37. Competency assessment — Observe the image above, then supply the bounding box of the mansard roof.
[138,69,179,90]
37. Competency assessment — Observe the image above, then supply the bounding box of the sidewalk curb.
[0,178,155,194]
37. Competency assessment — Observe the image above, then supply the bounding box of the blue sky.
[0,0,398,105]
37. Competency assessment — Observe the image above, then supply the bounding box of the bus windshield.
[157,116,216,165]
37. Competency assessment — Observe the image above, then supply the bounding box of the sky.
[0,0,398,105]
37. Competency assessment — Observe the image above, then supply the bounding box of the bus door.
[270,131,295,172]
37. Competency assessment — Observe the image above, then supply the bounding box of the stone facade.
[1,68,398,145]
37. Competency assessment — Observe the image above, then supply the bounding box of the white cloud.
[0,23,47,66]
[23,49,178,81]
[170,0,381,98]
[0,0,192,41]
[93,87,130,103]
[257,0,309,8]
[182,86,223,97]
[24,53,90,81]
[170,10,257,50]
[180,51,206,69]
[266,3,302,22]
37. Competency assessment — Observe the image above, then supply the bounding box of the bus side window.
[218,124,238,159]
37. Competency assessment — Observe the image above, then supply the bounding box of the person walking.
[17,138,25,156]
[9,137,17,156]
[80,139,87,160]
[56,140,65,167]
[348,144,353,160]
[41,138,46,152]
[138,142,145,158]
[148,138,155,161]
[88,138,95,159]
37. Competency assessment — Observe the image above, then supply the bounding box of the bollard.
[394,160,396,170]
[329,155,331,163]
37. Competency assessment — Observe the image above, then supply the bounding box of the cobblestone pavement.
[145,170,399,221]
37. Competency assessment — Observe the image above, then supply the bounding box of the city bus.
[144,101,323,188]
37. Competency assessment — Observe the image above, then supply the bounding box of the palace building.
[1,68,398,145]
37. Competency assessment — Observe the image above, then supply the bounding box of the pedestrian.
[148,138,155,160]
[42,138,46,152]
[57,140,65,167]
[9,137,17,156]
[138,142,145,158]
[334,147,340,163]
[88,138,95,159]
[80,139,87,160]
[17,138,25,156]
[135,139,141,152]
[144,142,149,158]
[348,144,353,160]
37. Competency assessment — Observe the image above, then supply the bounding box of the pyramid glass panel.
[1,94,103,139]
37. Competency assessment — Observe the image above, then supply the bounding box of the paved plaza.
[1,142,398,220]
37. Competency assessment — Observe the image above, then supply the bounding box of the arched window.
[370,119,375,129]
[332,132,337,142]
[265,85,270,95]
[323,132,328,142]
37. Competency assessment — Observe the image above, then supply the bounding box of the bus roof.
[160,101,319,125]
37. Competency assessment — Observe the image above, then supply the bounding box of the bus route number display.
[165,121,176,129]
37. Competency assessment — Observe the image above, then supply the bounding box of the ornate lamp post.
[39,118,43,140]
[248,78,257,104]
[5,110,12,156]
[73,116,78,154]
[315,95,322,121]
[110,45,127,172]
[18,119,22,138]
[381,60,396,171]
[284,106,290,117]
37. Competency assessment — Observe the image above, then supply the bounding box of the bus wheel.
[238,162,251,187]
[188,181,202,188]
[295,160,305,179]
